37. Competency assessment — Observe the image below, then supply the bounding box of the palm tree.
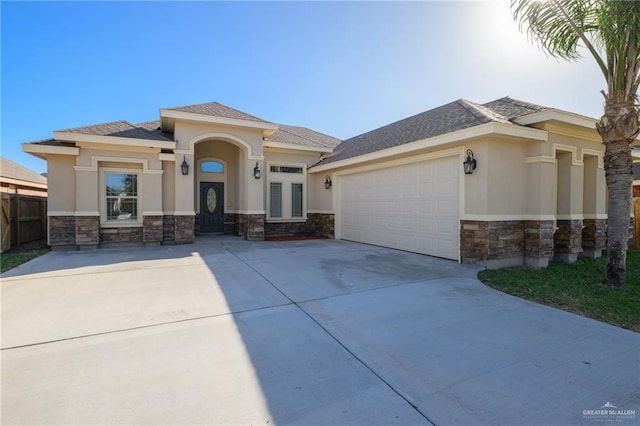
[512,0,640,287]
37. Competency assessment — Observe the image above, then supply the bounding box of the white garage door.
[338,155,460,260]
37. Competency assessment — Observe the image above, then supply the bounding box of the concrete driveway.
[1,237,638,425]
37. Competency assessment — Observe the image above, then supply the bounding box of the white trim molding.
[460,214,558,221]
[47,211,76,216]
[142,211,165,216]
[583,214,608,220]
[310,122,547,173]
[556,214,585,220]
[74,211,100,217]
[307,210,335,215]
[54,131,175,150]
[172,211,196,216]
[22,143,80,159]
[178,132,264,161]
[159,109,278,135]
[159,153,175,162]
[74,156,164,175]
[514,109,597,129]
[264,141,332,154]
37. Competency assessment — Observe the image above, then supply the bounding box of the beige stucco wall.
[47,155,76,213]
[72,147,164,218]
[264,149,330,214]
[194,141,239,213]
[172,121,266,214]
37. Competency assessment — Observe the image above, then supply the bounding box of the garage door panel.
[339,155,460,260]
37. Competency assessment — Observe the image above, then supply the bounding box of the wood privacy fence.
[1,193,47,252]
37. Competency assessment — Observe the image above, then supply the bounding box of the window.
[270,182,282,218]
[292,183,303,217]
[270,165,303,174]
[201,161,224,173]
[267,163,306,221]
[104,172,139,221]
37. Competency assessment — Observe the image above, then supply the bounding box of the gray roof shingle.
[266,124,341,149]
[56,120,173,142]
[317,96,550,165]
[164,102,272,124]
[0,157,47,185]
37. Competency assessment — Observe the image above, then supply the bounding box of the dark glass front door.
[200,182,224,233]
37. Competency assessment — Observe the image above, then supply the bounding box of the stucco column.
[525,160,555,267]
[173,154,195,243]
[244,158,265,240]
[554,153,584,262]
[581,155,606,258]
[75,169,100,249]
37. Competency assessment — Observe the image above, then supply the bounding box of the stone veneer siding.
[143,216,163,245]
[460,221,525,267]
[174,215,195,244]
[48,216,76,247]
[524,220,555,267]
[265,213,335,238]
[244,214,265,241]
[554,219,583,262]
[100,226,143,246]
[75,216,100,249]
[163,215,175,244]
[461,220,556,268]
[582,219,606,258]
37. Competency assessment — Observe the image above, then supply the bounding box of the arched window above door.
[200,161,224,173]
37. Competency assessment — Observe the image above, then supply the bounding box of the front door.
[200,182,224,233]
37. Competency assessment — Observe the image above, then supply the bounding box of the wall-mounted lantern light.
[253,161,262,179]
[463,149,477,175]
[181,156,190,175]
[324,175,332,189]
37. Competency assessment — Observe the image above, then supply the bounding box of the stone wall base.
[75,216,100,249]
[459,219,607,269]
[100,226,143,246]
[265,214,335,238]
[175,215,195,244]
[48,216,76,247]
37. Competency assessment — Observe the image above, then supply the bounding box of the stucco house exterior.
[25,97,631,268]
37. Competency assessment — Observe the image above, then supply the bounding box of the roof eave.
[263,140,334,154]
[514,109,597,129]
[23,142,80,159]
[53,132,176,150]
[310,122,547,173]
[160,109,278,136]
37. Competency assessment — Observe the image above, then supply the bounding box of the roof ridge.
[459,99,511,124]
[165,101,272,124]
[277,124,341,147]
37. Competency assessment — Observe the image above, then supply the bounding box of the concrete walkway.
[1,236,638,425]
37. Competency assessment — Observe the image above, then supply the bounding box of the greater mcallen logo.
[583,402,636,422]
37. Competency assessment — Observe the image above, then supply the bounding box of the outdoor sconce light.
[253,161,262,179]
[324,175,332,189]
[180,156,190,175]
[463,149,477,175]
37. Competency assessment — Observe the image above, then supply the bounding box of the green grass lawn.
[1,248,50,273]
[478,250,640,332]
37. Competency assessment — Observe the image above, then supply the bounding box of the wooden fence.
[1,193,47,252]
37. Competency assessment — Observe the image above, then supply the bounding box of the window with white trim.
[267,163,306,221]
[101,169,142,224]
[270,182,282,218]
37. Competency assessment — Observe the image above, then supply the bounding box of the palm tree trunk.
[597,93,638,287]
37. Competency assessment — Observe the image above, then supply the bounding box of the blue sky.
[2,1,605,174]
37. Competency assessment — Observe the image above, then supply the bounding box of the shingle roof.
[266,124,341,149]
[164,101,272,124]
[481,96,550,119]
[0,157,47,185]
[57,120,173,141]
[317,96,550,165]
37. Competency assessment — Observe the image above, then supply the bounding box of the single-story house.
[0,157,47,197]
[25,96,632,268]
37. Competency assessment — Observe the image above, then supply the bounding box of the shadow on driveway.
[2,236,638,425]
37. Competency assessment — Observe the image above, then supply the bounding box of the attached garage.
[336,154,460,260]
